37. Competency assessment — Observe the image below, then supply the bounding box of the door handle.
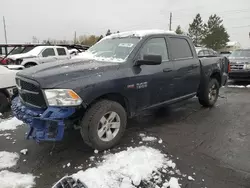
[163,68,172,73]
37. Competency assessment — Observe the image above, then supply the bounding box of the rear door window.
[57,48,67,56]
[169,37,193,60]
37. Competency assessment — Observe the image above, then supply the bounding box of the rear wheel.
[80,100,127,150]
[198,78,219,107]
[0,92,9,114]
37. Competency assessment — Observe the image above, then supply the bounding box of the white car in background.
[0,66,20,113]
[8,46,71,68]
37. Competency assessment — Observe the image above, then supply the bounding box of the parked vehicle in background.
[220,51,231,58]
[12,30,228,150]
[195,47,218,57]
[60,44,90,56]
[7,46,70,68]
[0,66,19,113]
[228,49,250,81]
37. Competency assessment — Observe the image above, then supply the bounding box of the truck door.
[56,47,70,61]
[131,37,175,109]
[40,48,57,64]
[167,37,200,97]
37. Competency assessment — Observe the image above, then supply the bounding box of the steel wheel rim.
[208,84,217,102]
[97,111,121,142]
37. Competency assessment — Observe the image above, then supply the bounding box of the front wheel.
[198,78,219,107]
[80,100,127,150]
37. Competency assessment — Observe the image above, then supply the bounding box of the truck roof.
[104,30,176,39]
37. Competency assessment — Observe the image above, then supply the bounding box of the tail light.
[0,58,8,65]
[228,61,231,73]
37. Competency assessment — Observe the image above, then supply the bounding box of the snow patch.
[0,133,11,136]
[227,85,246,88]
[73,146,166,188]
[188,176,195,181]
[0,151,19,169]
[142,136,157,142]
[158,139,163,144]
[0,170,35,188]
[166,160,176,169]
[0,117,23,131]
[94,150,99,154]
[168,177,181,188]
[20,149,28,155]
[104,30,176,39]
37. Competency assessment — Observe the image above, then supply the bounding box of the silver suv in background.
[8,46,70,68]
[228,49,250,81]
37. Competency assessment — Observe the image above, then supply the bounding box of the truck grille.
[230,62,244,70]
[16,77,47,108]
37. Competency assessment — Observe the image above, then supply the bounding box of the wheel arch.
[210,71,221,86]
[87,93,131,117]
[22,61,38,67]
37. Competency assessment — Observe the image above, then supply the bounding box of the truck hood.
[228,57,250,63]
[17,59,120,88]
[0,66,18,88]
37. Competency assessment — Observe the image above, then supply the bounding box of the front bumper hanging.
[11,97,76,142]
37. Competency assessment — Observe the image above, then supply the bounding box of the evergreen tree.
[202,14,229,50]
[175,25,183,34]
[188,14,204,46]
[106,29,112,36]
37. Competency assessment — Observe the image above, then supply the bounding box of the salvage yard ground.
[0,82,250,188]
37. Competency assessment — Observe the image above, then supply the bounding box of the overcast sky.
[1,0,250,47]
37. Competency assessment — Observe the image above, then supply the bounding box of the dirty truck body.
[11,30,228,150]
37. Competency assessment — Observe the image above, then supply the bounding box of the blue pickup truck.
[11,30,228,150]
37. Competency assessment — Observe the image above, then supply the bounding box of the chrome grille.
[230,62,244,70]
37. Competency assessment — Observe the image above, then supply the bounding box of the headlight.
[44,89,82,106]
[245,64,250,69]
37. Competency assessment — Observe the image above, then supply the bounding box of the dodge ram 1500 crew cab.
[11,30,228,150]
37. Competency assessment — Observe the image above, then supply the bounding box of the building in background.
[219,41,241,52]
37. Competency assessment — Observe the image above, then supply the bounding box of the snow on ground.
[72,146,181,188]
[0,117,23,131]
[0,151,19,169]
[0,170,35,188]
[139,133,157,142]
[0,151,36,188]
[20,149,28,155]
[227,85,250,88]
[142,136,157,141]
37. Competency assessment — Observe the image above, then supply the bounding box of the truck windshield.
[229,50,250,58]
[87,37,140,62]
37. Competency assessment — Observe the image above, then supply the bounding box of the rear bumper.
[228,71,250,81]
[11,97,76,142]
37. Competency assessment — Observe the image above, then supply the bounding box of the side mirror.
[136,54,162,66]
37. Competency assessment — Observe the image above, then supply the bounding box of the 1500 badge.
[127,82,148,89]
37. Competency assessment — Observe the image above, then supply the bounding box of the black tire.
[0,92,9,114]
[80,100,127,150]
[198,78,219,107]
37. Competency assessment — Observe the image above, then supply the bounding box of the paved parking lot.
[1,83,250,188]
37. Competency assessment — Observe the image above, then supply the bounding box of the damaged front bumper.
[11,97,76,142]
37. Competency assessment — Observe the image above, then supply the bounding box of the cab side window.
[139,38,169,61]
[42,48,55,57]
